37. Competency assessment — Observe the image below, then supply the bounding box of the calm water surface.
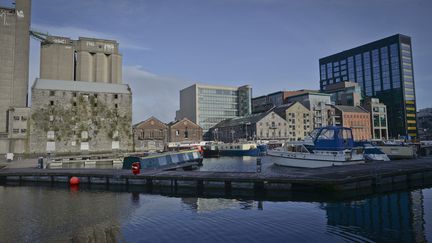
[0,157,431,242]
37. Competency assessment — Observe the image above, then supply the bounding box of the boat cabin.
[309,126,354,151]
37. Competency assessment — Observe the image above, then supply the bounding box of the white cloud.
[31,23,150,51]
[123,65,192,123]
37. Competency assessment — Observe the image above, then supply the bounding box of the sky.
[3,0,432,123]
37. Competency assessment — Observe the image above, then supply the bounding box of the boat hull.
[377,146,416,160]
[203,148,220,158]
[219,148,260,157]
[268,150,364,168]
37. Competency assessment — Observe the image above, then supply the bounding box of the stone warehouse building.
[272,102,313,141]
[29,79,132,154]
[27,32,133,155]
[209,111,287,142]
[0,0,31,154]
[133,117,168,152]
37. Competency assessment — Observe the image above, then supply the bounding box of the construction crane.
[29,30,53,44]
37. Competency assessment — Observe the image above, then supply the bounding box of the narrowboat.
[122,149,203,170]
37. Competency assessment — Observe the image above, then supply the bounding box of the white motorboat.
[268,126,365,168]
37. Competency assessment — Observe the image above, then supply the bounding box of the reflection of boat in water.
[371,140,417,160]
[122,149,203,169]
[268,126,364,168]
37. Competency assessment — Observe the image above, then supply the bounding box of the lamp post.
[245,122,251,140]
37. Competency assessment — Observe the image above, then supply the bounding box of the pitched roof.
[168,118,201,129]
[212,111,283,128]
[133,116,167,128]
[32,79,131,94]
[333,105,368,113]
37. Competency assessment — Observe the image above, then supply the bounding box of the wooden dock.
[1,158,432,195]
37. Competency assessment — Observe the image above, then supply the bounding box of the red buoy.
[69,176,80,185]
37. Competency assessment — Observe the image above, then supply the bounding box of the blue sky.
[8,0,432,122]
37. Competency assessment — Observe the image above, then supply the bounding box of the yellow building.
[273,102,313,141]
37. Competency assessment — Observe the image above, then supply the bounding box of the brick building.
[330,105,371,141]
[133,117,168,152]
[168,118,203,143]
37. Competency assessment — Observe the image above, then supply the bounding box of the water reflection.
[322,190,427,242]
[0,184,430,242]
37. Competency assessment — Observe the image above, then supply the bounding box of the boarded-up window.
[47,131,55,139]
[81,131,88,139]
[46,142,55,151]
[112,141,120,149]
[80,142,89,150]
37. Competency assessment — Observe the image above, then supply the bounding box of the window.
[21,116,27,121]
[73,92,77,97]
[50,101,54,106]
[184,127,189,138]
[317,129,334,140]
[13,116,20,121]
[49,91,55,96]
[73,102,77,107]
[114,94,118,99]
[176,130,180,136]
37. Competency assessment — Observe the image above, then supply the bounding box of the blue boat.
[122,149,203,170]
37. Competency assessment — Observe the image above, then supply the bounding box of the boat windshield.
[308,128,320,140]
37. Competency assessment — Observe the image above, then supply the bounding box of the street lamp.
[245,122,251,140]
[231,129,235,142]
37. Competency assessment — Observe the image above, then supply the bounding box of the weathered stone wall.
[29,89,133,155]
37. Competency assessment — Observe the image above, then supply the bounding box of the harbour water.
[0,157,431,242]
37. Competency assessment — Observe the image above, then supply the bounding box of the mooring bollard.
[37,157,44,169]
[256,157,262,173]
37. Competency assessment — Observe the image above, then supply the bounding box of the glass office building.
[176,84,252,140]
[319,34,417,139]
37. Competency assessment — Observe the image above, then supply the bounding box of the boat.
[122,149,203,170]
[218,142,261,156]
[203,142,220,158]
[362,144,390,161]
[268,126,365,168]
[371,140,417,160]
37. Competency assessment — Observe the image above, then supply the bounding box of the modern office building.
[0,0,31,154]
[175,83,252,139]
[319,34,417,139]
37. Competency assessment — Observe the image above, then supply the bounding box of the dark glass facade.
[319,34,417,138]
